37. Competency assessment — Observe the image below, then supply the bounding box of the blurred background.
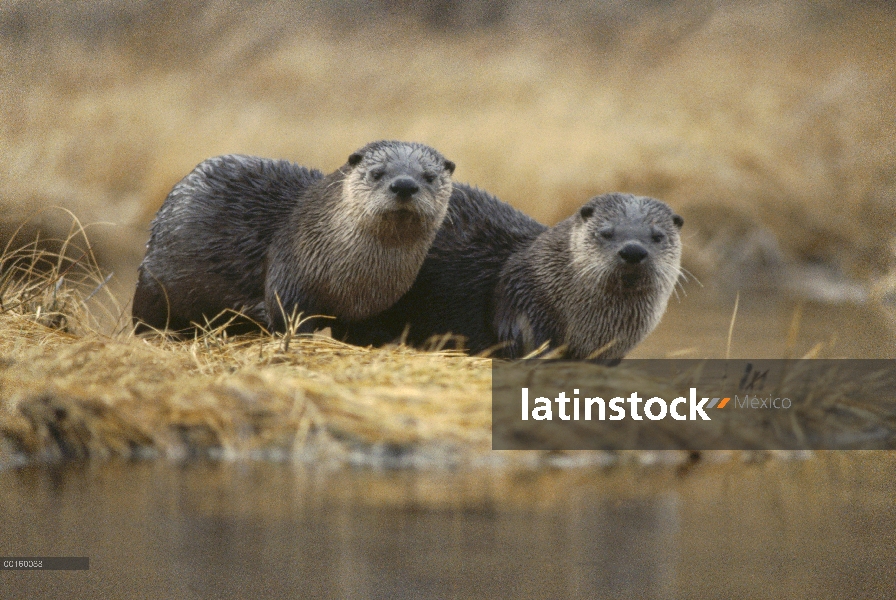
[2,0,895,355]
[3,5,896,596]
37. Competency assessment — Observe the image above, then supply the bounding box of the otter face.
[554,193,683,358]
[343,140,455,244]
[571,193,683,294]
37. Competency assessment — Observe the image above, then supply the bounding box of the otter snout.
[389,177,420,201]
[618,242,649,264]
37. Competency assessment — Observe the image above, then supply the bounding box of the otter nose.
[389,177,419,200]
[618,242,648,264]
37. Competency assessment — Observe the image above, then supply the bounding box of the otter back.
[346,188,683,360]
[345,183,547,351]
[132,155,324,333]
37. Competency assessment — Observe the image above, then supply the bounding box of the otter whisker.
[679,266,703,287]
[134,141,456,337]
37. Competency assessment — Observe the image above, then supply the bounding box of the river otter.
[132,141,456,334]
[346,187,683,359]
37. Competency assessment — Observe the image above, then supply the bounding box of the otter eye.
[370,169,385,181]
[652,232,665,243]
[423,172,436,184]
[599,228,614,240]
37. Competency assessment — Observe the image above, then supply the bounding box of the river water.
[631,290,896,359]
[2,292,895,598]
[2,454,895,599]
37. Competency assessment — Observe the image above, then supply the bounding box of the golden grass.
[2,1,895,295]
[1,232,893,470]
[2,2,895,468]
[0,230,499,468]
[0,314,494,468]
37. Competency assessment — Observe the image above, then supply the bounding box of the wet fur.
[347,189,682,359]
[133,141,455,334]
[265,141,454,332]
[497,193,683,359]
[133,155,324,333]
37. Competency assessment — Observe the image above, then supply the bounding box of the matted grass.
[2,1,895,469]
[0,312,494,467]
[0,255,484,467]
[2,233,894,470]
[0,229,501,468]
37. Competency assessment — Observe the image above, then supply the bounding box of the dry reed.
[1,227,893,470]
[2,1,895,297]
[2,1,895,469]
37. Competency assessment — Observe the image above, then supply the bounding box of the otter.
[346,187,683,360]
[132,141,456,334]
[264,141,456,332]
[132,155,323,333]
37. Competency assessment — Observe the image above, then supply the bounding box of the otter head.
[552,193,683,358]
[571,193,683,296]
[342,140,455,246]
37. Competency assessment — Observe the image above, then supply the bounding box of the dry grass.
[0,316,494,467]
[1,234,893,469]
[2,1,896,468]
[2,1,895,298]
[0,235,497,468]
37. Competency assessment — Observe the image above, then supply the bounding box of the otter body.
[133,155,323,332]
[348,187,683,359]
[133,141,456,334]
[264,141,455,332]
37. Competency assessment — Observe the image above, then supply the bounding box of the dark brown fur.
[133,155,323,333]
[264,141,455,332]
[132,141,455,334]
[347,188,683,359]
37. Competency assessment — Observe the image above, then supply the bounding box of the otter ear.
[347,152,363,167]
[444,159,456,175]
[580,205,594,220]
[672,214,684,229]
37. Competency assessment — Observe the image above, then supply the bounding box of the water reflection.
[631,290,896,359]
[2,455,895,599]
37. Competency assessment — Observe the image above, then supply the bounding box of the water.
[631,289,896,359]
[3,293,895,598]
[2,454,895,599]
